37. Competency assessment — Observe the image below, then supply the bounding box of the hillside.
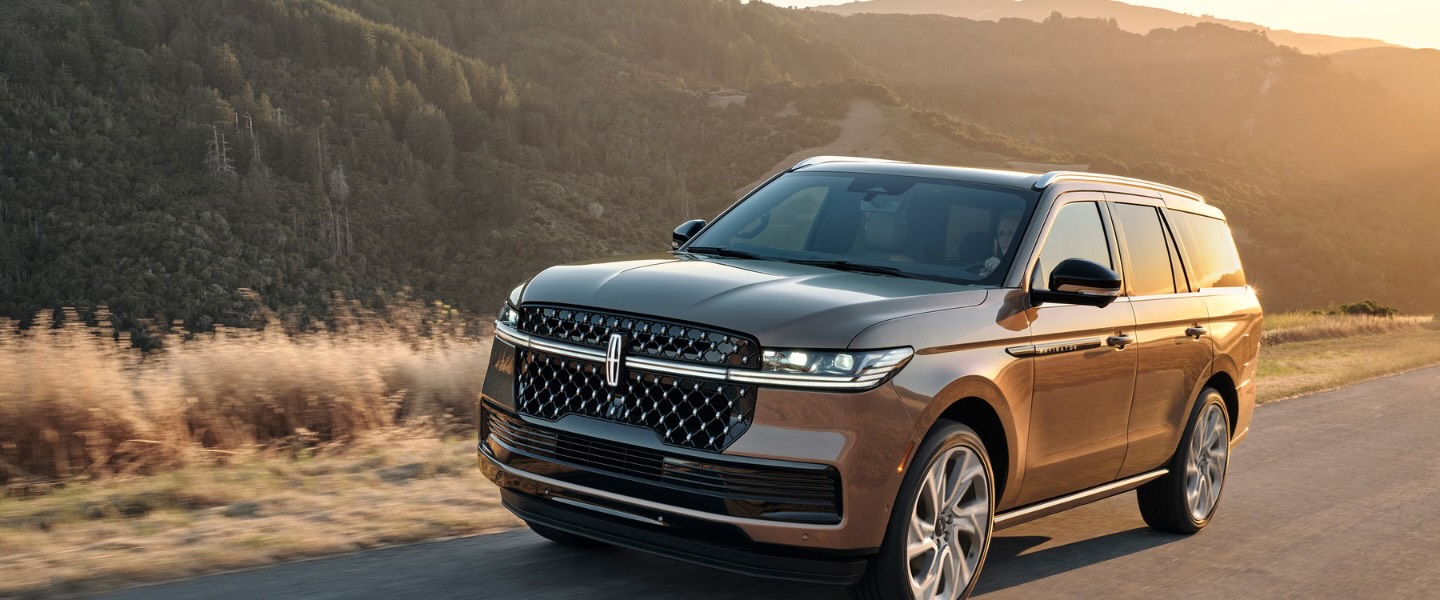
[0,0,839,338]
[818,0,1397,54]
[1331,47,1440,110]
[2,0,1439,338]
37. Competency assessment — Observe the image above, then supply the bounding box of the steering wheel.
[958,259,992,274]
[735,213,770,239]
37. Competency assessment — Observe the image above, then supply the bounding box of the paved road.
[102,366,1440,599]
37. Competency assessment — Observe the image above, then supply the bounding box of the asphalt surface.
[101,366,1440,599]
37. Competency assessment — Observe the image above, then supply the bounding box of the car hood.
[518,253,989,348]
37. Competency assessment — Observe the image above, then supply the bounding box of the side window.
[731,187,825,251]
[1162,214,1191,293]
[1169,210,1246,289]
[1111,203,1178,296]
[1032,202,1112,291]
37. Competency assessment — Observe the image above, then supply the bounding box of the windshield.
[685,171,1040,286]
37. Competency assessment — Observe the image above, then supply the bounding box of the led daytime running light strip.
[495,322,910,390]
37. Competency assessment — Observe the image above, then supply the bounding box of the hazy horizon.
[762,0,1440,50]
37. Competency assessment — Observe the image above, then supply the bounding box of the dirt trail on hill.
[733,99,904,197]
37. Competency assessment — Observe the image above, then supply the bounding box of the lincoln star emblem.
[605,333,626,388]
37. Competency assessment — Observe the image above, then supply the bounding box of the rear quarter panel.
[1203,287,1262,439]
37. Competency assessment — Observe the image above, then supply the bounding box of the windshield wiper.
[789,259,929,280]
[684,246,777,261]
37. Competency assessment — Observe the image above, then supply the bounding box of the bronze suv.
[478,157,1261,599]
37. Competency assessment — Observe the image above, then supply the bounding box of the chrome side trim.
[481,445,842,530]
[994,469,1168,529]
[1035,171,1205,203]
[1005,338,1103,358]
[496,322,909,390]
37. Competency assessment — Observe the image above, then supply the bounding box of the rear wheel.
[852,421,994,600]
[1136,388,1231,534]
[525,521,606,548]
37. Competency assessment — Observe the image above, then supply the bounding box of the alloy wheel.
[906,445,990,599]
[1184,402,1229,522]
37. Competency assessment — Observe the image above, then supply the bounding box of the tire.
[852,421,995,600]
[1136,387,1232,534]
[525,521,606,548]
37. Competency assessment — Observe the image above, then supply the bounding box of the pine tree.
[206,44,245,97]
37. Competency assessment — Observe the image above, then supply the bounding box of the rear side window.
[1032,202,1112,291]
[1111,203,1178,296]
[1169,210,1246,288]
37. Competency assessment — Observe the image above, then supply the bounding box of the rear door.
[1106,196,1213,477]
[1166,207,1263,437]
[1017,193,1138,504]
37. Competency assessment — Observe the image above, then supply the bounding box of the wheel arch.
[902,374,1023,507]
[936,397,1012,502]
[1201,370,1240,439]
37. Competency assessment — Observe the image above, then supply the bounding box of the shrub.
[1334,299,1398,317]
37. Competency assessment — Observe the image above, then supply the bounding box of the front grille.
[516,348,754,452]
[485,409,841,523]
[518,304,760,369]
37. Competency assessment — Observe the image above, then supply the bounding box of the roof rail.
[790,155,904,170]
[1034,171,1205,203]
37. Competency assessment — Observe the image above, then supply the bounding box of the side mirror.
[672,219,706,249]
[1030,258,1122,308]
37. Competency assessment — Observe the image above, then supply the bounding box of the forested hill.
[3,0,1439,338]
[0,0,842,333]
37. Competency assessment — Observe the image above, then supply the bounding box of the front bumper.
[484,445,870,585]
[478,330,917,574]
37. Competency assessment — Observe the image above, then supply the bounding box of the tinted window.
[738,187,824,251]
[1169,210,1246,288]
[1111,203,1177,296]
[687,172,1039,286]
[1033,202,1112,291]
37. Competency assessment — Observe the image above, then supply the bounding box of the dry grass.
[1261,311,1432,346]
[0,299,504,596]
[1258,319,1440,402]
[0,432,520,598]
[0,302,492,484]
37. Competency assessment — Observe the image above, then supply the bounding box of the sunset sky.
[767,0,1440,50]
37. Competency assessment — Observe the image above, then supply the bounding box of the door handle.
[1185,326,1206,339]
[1106,334,1133,349]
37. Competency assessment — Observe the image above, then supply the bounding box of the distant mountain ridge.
[817,0,1398,54]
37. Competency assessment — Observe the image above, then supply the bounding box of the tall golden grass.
[0,300,492,484]
[1261,312,1434,346]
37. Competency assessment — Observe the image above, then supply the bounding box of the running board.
[994,469,1168,530]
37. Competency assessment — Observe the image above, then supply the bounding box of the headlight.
[729,347,914,389]
[498,303,519,328]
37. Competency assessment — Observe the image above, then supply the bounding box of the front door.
[1018,195,1138,505]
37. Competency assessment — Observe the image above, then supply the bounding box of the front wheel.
[1136,388,1231,534]
[852,421,994,600]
